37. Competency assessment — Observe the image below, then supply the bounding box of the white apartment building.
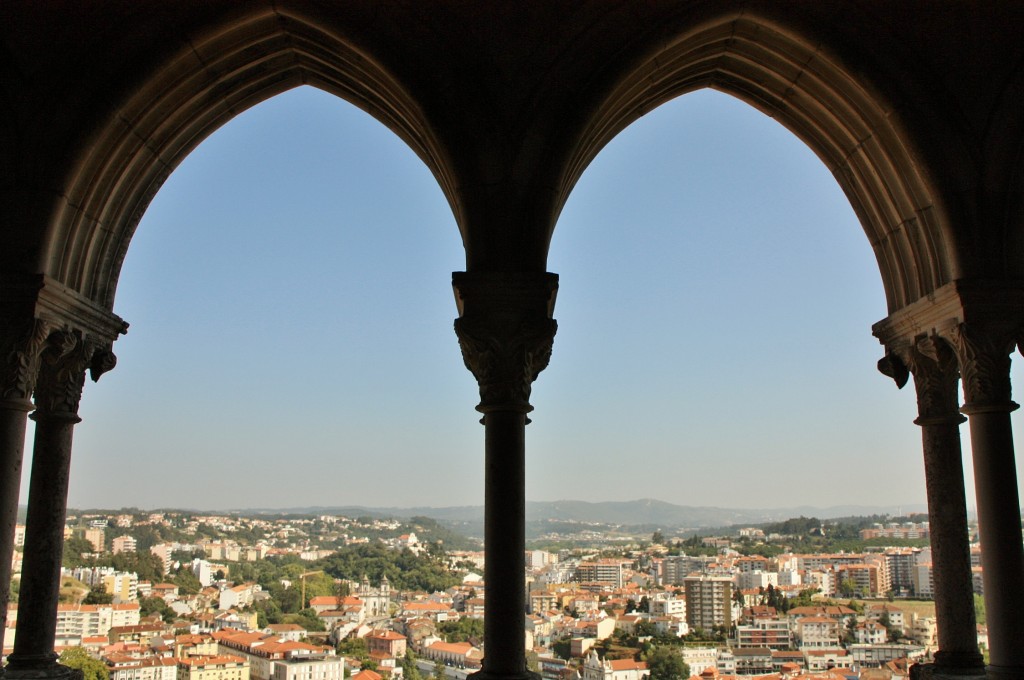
[54,603,141,639]
[735,619,792,650]
[270,655,345,680]
[680,648,718,676]
[647,594,686,618]
[112,535,138,554]
[777,569,801,586]
[193,559,214,587]
[804,570,834,597]
[912,563,935,598]
[580,651,647,680]
[573,560,627,588]
[795,617,840,650]
[220,583,260,611]
[737,570,778,590]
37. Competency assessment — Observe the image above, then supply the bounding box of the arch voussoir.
[565,14,954,314]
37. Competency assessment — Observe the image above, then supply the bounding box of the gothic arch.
[561,15,955,314]
[44,7,455,311]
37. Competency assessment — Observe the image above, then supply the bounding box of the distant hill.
[239,498,929,529]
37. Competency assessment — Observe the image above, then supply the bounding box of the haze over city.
[21,87,1024,512]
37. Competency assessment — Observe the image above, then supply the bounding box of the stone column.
[453,272,557,680]
[0,319,49,667]
[5,330,114,679]
[942,323,1024,680]
[880,337,983,677]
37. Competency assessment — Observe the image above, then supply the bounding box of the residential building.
[836,562,888,598]
[85,528,106,553]
[106,654,178,680]
[103,572,139,604]
[680,648,718,677]
[580,651,647,680]
[220,583,260,611]
[732,647,772,675]
[912,562,935,599]
[795,617,840,650]
[367,630,407,658]
[683,575,733,629]
[269,655,344,680]
[112,536,138,554]
[177,655,250,680]
[884,549,920,594]
[421,641,483,669]
[573,561,627,588]
[734,618,791,650]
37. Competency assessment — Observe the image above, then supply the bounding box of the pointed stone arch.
[562,15,955,313]
[45,7,456,310]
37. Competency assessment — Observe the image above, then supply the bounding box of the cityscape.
[4,504,984,680]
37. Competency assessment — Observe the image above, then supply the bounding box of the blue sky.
[27,86,1023,512]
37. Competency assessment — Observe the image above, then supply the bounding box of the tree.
[645,645,689,680]
[838,578,858,598]
[974,594,986,626]
[438,617,484,643]
[552,636,572,661]
[433,660,446,680]
[400,650,423,680]
[139,596,175,623]
[62,537,97,568]
[173,567,202,595]
[283,608,325,632]
[59,647,109,680]
[842,616,857,645]
[652,530,665,545]
[634,620,657,638]
[83,584,113,605]
[337,636,369,664]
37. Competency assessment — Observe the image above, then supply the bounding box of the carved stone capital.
[452,272,559,414]
[32,330,117,419]
[0,318,52,407]
[941,323,1018,413]
[909,337,964,425]
[455,314,557,414]
[879,336,963,425]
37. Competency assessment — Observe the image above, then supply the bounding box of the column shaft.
[0,401,32,662]
[918,420,983,672]
[483,411,527,677]
[7,412,78,673]
[965,408,1024,676]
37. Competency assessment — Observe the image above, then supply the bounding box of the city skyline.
[19,86,1024,511]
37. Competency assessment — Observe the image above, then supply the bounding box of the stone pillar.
[453,272,557,680]
[880,337,984,677]
[0,319,50,667]
[6,330,115,679]
[942,323,1024,680]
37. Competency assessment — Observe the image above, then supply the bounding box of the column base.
[984,665,1024,680]
[911,663,987,680]
[934,650,987,677]
[4,655,81,680]
[467,671,541,680]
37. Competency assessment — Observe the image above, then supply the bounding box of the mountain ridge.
[228,498,931,528]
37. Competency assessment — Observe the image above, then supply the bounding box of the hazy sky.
[27,86,1024,512]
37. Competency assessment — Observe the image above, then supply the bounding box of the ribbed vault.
[45,8,453,310]
[562,15,954,314]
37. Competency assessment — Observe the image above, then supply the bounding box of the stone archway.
[562,14,955,314]
[44,7,455,311]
